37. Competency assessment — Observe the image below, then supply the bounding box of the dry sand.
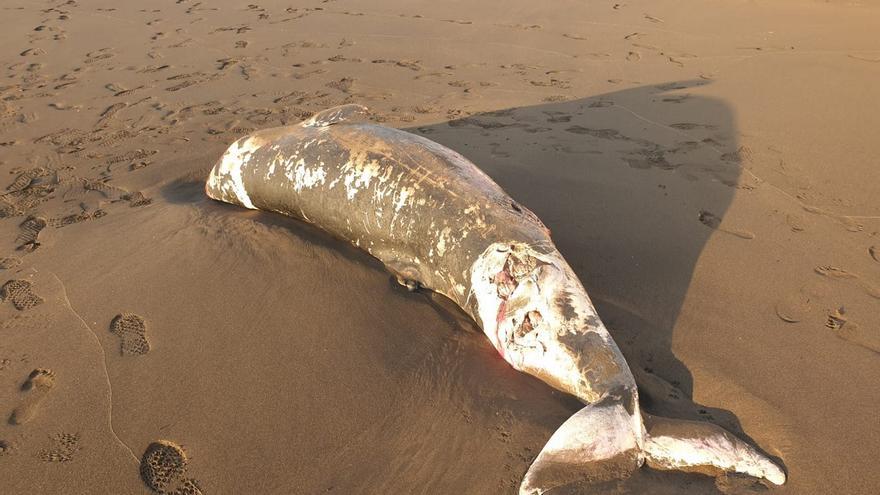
[1,0,879,493]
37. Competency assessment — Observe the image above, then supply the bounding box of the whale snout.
[470,242,638,405]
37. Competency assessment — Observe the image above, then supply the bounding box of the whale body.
[206,104,785,493]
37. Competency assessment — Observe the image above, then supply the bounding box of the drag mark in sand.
[47,271,140,464]
[848,54,880,63]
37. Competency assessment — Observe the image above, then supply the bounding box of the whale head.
[469,241,640,407]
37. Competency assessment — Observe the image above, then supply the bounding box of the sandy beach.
[1,0,879,493]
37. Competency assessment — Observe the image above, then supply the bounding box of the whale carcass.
[206,104,785,493]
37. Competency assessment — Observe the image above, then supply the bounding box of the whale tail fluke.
[520,406,785,494]
[519,400,644,495]
[642,413,786,485]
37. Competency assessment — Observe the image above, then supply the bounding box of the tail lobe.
[519,404,786,494]
[519,400,644,495]
[643,414,786,485]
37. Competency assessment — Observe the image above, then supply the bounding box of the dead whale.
[206,104,785,493]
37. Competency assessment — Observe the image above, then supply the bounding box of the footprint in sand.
[110,313,151,356]
[0,257,22,269]
[39,432,80,462]
[48,101,82,111]
[9,368,55,425]
[0,439,14,456]
[141,441,204,495]
[16,216,47,251]
[7,167,51,192]
[84,47,115,64]
[826,307,880,354]
[814,266,880,299]
[20,48,46,57]
[869,245,879,263]
[785,213,805,232]
[83,178,153,207]
[667,56,685,67]
[802,204,863,232]
[698,210,755,240]
[774,291,812,323]
[123,191,153,207]
[1,279,44,311]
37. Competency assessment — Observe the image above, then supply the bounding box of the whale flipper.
[643,414,786,485]
[301,104,370,127]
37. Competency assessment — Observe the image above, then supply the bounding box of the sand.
[1,0,878,493]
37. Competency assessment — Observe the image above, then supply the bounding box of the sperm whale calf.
[206,104,786,493]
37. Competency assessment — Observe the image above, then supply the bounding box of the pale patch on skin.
[393,186,414,212]
[340,151,383,200]
[206,136,265,209]
[285,158,327,192]
[435,227,452,257]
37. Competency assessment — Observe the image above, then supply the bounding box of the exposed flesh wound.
[490,249,547,346]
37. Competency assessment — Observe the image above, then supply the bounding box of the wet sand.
[1,1,878,494]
